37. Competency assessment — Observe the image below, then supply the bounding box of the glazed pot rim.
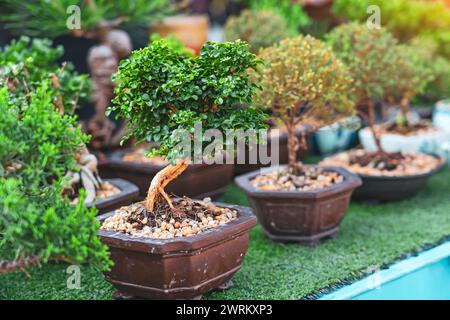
[234,165,362,199]
[86,178,139,209]
[356,156,445,180]
[96,202,257,254]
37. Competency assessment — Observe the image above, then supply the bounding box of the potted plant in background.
[98,37,235,200]
[322,23,445,202]
[1,0,172,151]
[235,35,361,246]
[0,81,112,275]
[0,37,139,213]
[359,41,449,155]
[98,39,266,300]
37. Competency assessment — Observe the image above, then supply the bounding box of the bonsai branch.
[145,159,189,214]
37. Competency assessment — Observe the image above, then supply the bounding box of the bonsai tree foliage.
[248,0,311,34]
[326,22,399,154]
[110,39,266,213]
[0,82,111,274]
[0,36,104,203]
[388,43,434,128]
[0,36,89,115]
[224,9,292,53]
[256,35,355,174]
[1,0,173,149]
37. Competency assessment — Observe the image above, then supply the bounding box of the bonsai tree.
[1,0,173,149]
[0,36,105,203]
[326,22,399,156]
[110,39,266,213]
[224,9,292,53]
[248,0,311,34]
[0,81,111,274]
[256,35,355,174]
[388,43,434,128]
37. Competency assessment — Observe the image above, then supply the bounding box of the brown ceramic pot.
[87,178,139,215]
[97,203,257,300]
[233,128,310,177]
[235,166,362,246]
[98,151,234,200]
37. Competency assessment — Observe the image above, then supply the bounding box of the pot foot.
[113,291,142,300]
[215,280,234,291]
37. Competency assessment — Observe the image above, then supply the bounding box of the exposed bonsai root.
[145,159,189,215]
[349,151,405,171]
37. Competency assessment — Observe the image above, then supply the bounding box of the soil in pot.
[320,149,444,202]
[382,121,437,136]
[98,198,256,300]
[236,165,361,246]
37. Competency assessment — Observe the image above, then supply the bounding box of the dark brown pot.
[98,151,234,200]
[87,178,139,215]
[233,128,310,177]
[352,160,445,202]
[97,203,257,300]
[235,166,362,246]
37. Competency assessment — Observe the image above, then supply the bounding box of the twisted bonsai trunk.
[145,159,189,215]
[286,122,303,175]
[398,96,411,128]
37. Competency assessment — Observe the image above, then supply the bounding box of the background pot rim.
[234,165,362,199]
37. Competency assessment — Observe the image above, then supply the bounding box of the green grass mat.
[2,167,450,300]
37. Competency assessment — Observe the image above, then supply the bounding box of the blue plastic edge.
[318,241,450,300]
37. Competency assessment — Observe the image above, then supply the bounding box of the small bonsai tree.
[388,43,434,128]
[224,9,292,53]
[110,39,266,213]
[0,82,111,274]
[256,35,355,174]
[327,22,399,155]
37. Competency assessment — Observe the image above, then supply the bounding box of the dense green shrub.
[0,83,111,272]
[224,9,292,53]
[0,36,90,114]
[110,39,267,163]
[256,35,355,172]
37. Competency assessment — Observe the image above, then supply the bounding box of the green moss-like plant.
[256,35,355,173]
[0,36,90,114]
[326,22,399,153]
[0,82,111,273]
[224,9,292,53]
[110,39,267,213]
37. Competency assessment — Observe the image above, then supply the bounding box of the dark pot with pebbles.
[98,148,234,200]
[236,165,361,245]
[98,40,266,299]
[321,150,445,202]
[98,200,256,300]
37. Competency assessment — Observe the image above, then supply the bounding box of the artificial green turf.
[2,167,450,300]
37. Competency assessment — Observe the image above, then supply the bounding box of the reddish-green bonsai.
[389,43,434,128]
[110,39,266,213]
[327,22,399,154]
[256,35,355,174]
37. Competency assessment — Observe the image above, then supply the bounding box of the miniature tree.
[1,0,173,149]
[0,82,111,274]
[256,35,355,174]
[224,9,292,53]
[110,39,267,213]
[326,22,399,155]
[388,43,434,128]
